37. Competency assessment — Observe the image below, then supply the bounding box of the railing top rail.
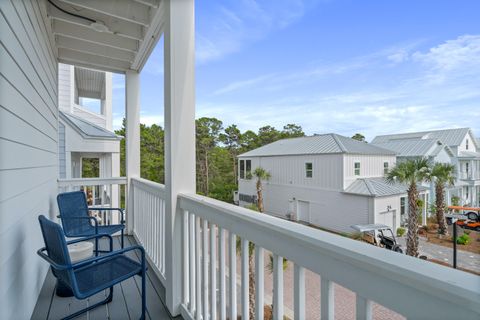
[179,192,480,319]
[58,177,127,187]
[131,177,166,195]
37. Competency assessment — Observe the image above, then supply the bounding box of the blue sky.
[112,0,480,141]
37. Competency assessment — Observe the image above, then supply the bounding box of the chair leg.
[121,229,124,248]
[140,264,146,319]
[95,237,99,257]
[61,288,113,320]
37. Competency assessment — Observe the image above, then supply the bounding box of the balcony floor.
[31,236,177,320]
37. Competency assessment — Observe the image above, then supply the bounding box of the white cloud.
[197,0,320,63]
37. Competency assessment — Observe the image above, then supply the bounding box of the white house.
[372,128,480,207]
[58,63,121,207]
[237,134,429,233]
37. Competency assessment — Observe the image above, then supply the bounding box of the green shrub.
[397,227,406,237]
[245,203,259,212]
[456,233,471,245]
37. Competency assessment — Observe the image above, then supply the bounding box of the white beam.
[163,0,196,315]
[125,70,141,234]
[52,20,139,52]
[134,0,160,9]
[131,0,164,71]
[57,48,131,73]
[58,0,151,26]
[56,36,135,63]
[48,3,145,41]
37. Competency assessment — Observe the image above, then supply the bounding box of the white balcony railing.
[128,180,480,319]
[459,171,480,180]
[131,177,166,284]
[177,194,480,320]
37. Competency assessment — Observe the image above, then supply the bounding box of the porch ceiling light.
[90,21,109,33]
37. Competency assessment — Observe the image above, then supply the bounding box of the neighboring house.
[237,133,429,233]
[58,63,121,207]
[372,128,480,207]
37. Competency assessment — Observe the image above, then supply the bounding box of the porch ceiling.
[45,0,164,73]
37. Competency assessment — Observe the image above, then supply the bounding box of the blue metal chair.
[57,191,126,253]
[37,215,146,320]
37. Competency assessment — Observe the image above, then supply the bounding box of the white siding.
[59,122,66,178]
[0,1,58,319]
[72,104,107,128]
[58,63,73,113]
[458,131,477,154]
[240,154,344,191]
[343,154,396,189]
[373,196,402,231]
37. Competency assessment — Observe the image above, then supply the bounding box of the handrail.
[131,177,166,195]
[179,192,480,319]
[58,177,127,187]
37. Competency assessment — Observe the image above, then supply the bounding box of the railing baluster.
[273,254,284,320]
[195,216,202,320]
[202,219,209,320]
[294,264,305,320]
[241,238,249,320]
[183,209,189,305]
[356,295,372,320]
[255,247,264,320]
[321,277,334,320]
[189,213,196,314]
[219,227,226,320]
[229,232,237,320]
[210,223,217,320]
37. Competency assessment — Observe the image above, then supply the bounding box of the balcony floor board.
[31,236,177,320]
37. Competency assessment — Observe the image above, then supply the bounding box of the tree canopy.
[115,118,305,203]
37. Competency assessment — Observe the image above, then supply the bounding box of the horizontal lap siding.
[0,1,58,320]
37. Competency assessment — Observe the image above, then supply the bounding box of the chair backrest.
[38,215,73,287]
[57,191,92,237]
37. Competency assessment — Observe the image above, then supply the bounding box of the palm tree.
[386,158,430,257]
[252,167,271,213]
[429,163,455,235]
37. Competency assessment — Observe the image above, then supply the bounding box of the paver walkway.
[397,236,480,273]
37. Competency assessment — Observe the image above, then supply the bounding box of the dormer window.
[466,139,469,150]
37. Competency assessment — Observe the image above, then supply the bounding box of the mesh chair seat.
[75,255,141,297]
[75,224,125,237]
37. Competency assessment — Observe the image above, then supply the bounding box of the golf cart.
[351,224,403,253]
[447,206,480,232]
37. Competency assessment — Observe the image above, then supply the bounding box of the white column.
[125,70,141,234]
[164,0,196,315]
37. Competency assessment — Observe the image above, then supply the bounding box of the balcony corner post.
[164,0,196,315]
[125,70,141,235]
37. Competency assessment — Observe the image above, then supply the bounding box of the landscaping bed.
[421,224,480,254]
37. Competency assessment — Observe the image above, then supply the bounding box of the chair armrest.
[72,245,145,270]
[37,247,72,271]
[88,207,125,223]
[66,234,113,252]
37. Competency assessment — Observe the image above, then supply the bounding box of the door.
[378,210,396,231]
[297,200,310,223]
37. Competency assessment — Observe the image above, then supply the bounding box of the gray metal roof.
[371,128,472,148]
[372,139,453,158]
[60,111,120,140]
[459,151,480,159]
[239,134,396,157]
[344,177,427,197]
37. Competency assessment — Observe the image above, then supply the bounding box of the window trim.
[383,161,389,175]
[354,162,361,176]
[239,159,245,179]
[305,162,313,178]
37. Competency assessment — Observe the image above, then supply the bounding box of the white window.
[245,160,252,179]
[466,139,469,150]
[239,159,252,179]
[384,162,389,175]
[239,160,245,179]
[354,162,361,176]
[305,162,313,178]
